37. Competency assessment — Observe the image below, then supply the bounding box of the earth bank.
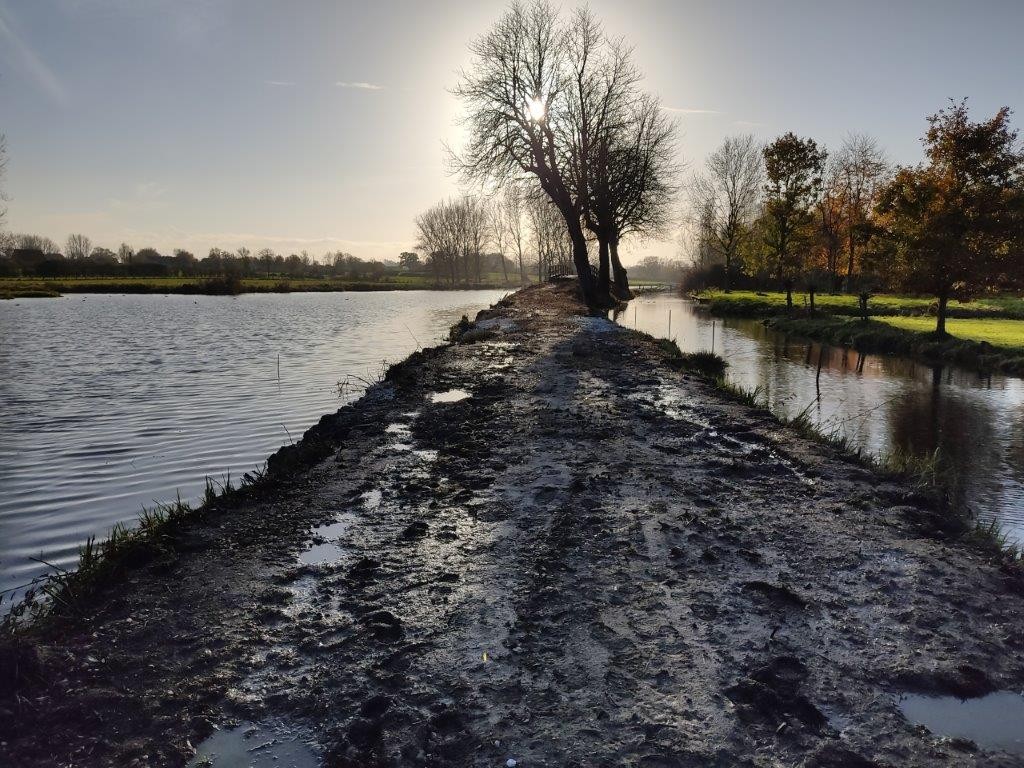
[2,281,1023,767]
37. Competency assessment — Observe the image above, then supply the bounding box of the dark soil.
[3,282,1024,767]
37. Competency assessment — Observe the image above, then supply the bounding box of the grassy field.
[697,289,1024,319]
[878,315,1024,350]
[766,315,1024,375]
[0,273,526,299]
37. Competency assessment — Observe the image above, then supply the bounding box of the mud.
[3,282,1024,767]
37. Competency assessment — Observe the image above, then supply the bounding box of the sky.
[1,0,1023,266]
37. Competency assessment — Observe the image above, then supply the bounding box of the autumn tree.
[875,100,1024,334]
[814,160,846,297]
[762,132,827,308]
[688,134,763,292]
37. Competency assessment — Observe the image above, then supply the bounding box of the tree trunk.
[500,251,508,284]
[846,231,856,293]
[597,238,611,298]
[609,240,632,299]
[808,284,815,311]
[724,251,732,293]
[557,206,603,307]
[785,280,794,310]
[936,292,949,336]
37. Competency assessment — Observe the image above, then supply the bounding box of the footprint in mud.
[726,656,827,733]
[741,580,808,610]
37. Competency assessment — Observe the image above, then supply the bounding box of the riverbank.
[3,282,1024,766]
[697,291,1024,376]
[762,316,1024,377]
[697,290,1024,320]
[0,275,523,299]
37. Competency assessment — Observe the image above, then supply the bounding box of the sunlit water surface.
[0,290,505,599]
[617,293,1024,545]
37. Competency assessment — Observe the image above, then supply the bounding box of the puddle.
[189,722,318,767]
[430,388,471,403]
[296,516,355,565]
[898,691,1024,753]
[297,541,344,565]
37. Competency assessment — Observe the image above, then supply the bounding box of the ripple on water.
[0,290,505,600]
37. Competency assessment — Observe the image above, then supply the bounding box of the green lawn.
[878,315,1024,351]
[698,290,1024,319]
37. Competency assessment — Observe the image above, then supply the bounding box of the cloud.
[661,107,721,115]
[107,181,167,212]
[0,9,67,105]
[265,80,295,87]
[335,81,385,91]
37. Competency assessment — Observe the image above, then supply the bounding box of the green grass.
[697,289,1024,320]
[0,273,527,298]
[0,469,260,635]
[878,315,1024,350]
[765,315,1024,375]
[765,314,1024,375]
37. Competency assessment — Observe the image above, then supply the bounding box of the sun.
[526,96,546,122]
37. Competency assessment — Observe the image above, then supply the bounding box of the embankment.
[764,315,1024,376]
[2,282,1024,767]
[697,292,1024,376]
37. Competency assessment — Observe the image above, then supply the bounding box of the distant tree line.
[0,231,429,283]
[686,100,1024,334]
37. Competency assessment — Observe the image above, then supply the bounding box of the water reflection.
[617,294,1024,544]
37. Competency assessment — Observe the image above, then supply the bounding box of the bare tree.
[17,233,59,254]
[498,186,529,284]
[835,133,889,289]
[688,134,762,291]
[415,196,490,286]
[453,1,609,305]
[527,192,572,280]
[118,242,134,265]
[65,233,92,260]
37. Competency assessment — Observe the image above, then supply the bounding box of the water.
[187,721,319,767]
[0,290,505,599]
[898,691,1024,753]
[617,293,1024,545]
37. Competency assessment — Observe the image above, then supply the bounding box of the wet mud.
[3,282,1024,767]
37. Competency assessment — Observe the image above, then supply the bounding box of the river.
[0,290,506,601]
[618,292,1024,546]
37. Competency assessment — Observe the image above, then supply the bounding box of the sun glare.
[526,96,546,122]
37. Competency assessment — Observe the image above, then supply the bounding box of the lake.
[0,290,506,601]
[618,293,1024,546]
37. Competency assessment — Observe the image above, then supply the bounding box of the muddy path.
[3,282,1024,767]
